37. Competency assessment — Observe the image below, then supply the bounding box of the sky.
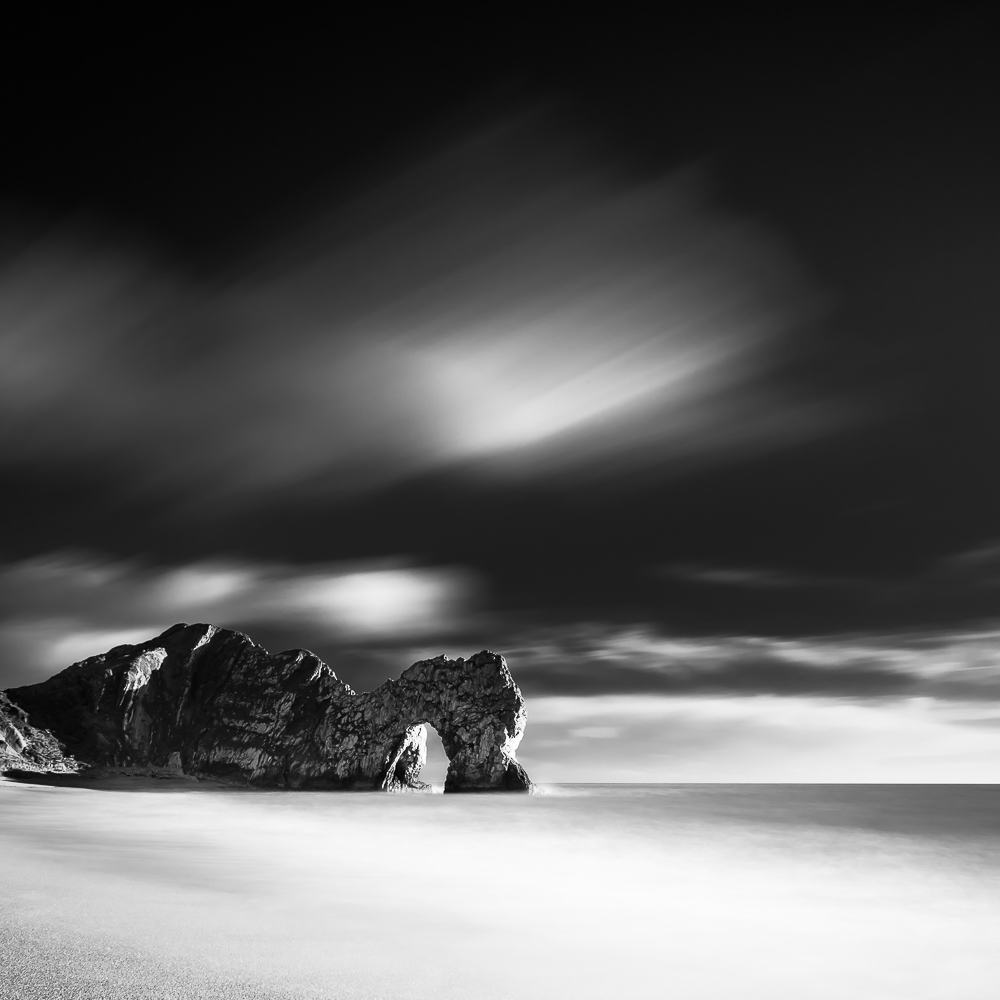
[2,11,999,780]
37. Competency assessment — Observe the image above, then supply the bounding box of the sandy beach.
[2,778,999,999]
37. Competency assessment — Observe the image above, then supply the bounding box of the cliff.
[0,624,532,792]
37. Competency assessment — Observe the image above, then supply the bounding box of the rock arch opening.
[382,720,452,792]
[420,724,449,790]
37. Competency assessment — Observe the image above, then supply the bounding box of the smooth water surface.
[1,780,998,999]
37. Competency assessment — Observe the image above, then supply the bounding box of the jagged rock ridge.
[0,624,532,792]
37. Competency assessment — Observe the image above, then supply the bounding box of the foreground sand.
[2,778,999,999]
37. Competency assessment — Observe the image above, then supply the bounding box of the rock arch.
[1,624,533,792]
[371,651,532,792]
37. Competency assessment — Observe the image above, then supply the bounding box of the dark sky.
[2,12,999,779]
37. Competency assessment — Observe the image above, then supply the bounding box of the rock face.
[0,689,81,775]
[0,624,532,792]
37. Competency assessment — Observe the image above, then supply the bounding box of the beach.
[1,780,998,999]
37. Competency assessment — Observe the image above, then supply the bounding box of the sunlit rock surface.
[0,690,82,775]
[0,624,532,792]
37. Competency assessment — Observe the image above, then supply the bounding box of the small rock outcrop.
[0,624,532,792]
[0,689,81,775]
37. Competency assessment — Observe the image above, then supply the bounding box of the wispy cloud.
[937,539,1000,587]
[500,621,1000,701]
[0,109,846,510]
[657,563,864,589]
[0,551,479,687]
[659,544,1000,605]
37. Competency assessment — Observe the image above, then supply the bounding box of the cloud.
[3,553,999,780]
[568,726,622,740]
[6,554,998,702]
[657,563,865,589]
[654,546,1000,621]
[0,551,480,688]
[937,539,1000,587]
[0,108,845,510]
[518,692,1000,783]
[504,624,1000,780]
[501,622,1000,701]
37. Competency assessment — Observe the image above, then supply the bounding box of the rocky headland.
[0,623,532,792]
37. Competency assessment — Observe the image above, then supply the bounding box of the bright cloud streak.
[265,567,473,633]
[0,112,842,506]
[0,551,479,687]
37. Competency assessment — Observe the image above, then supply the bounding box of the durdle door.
[0,623,533,792]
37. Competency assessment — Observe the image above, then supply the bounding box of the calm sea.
[1,781,998,999]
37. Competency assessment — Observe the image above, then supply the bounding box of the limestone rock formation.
[1,624,532,792]
[0,690,80,775]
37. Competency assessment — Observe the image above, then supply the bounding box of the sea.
[0,780,997,999]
